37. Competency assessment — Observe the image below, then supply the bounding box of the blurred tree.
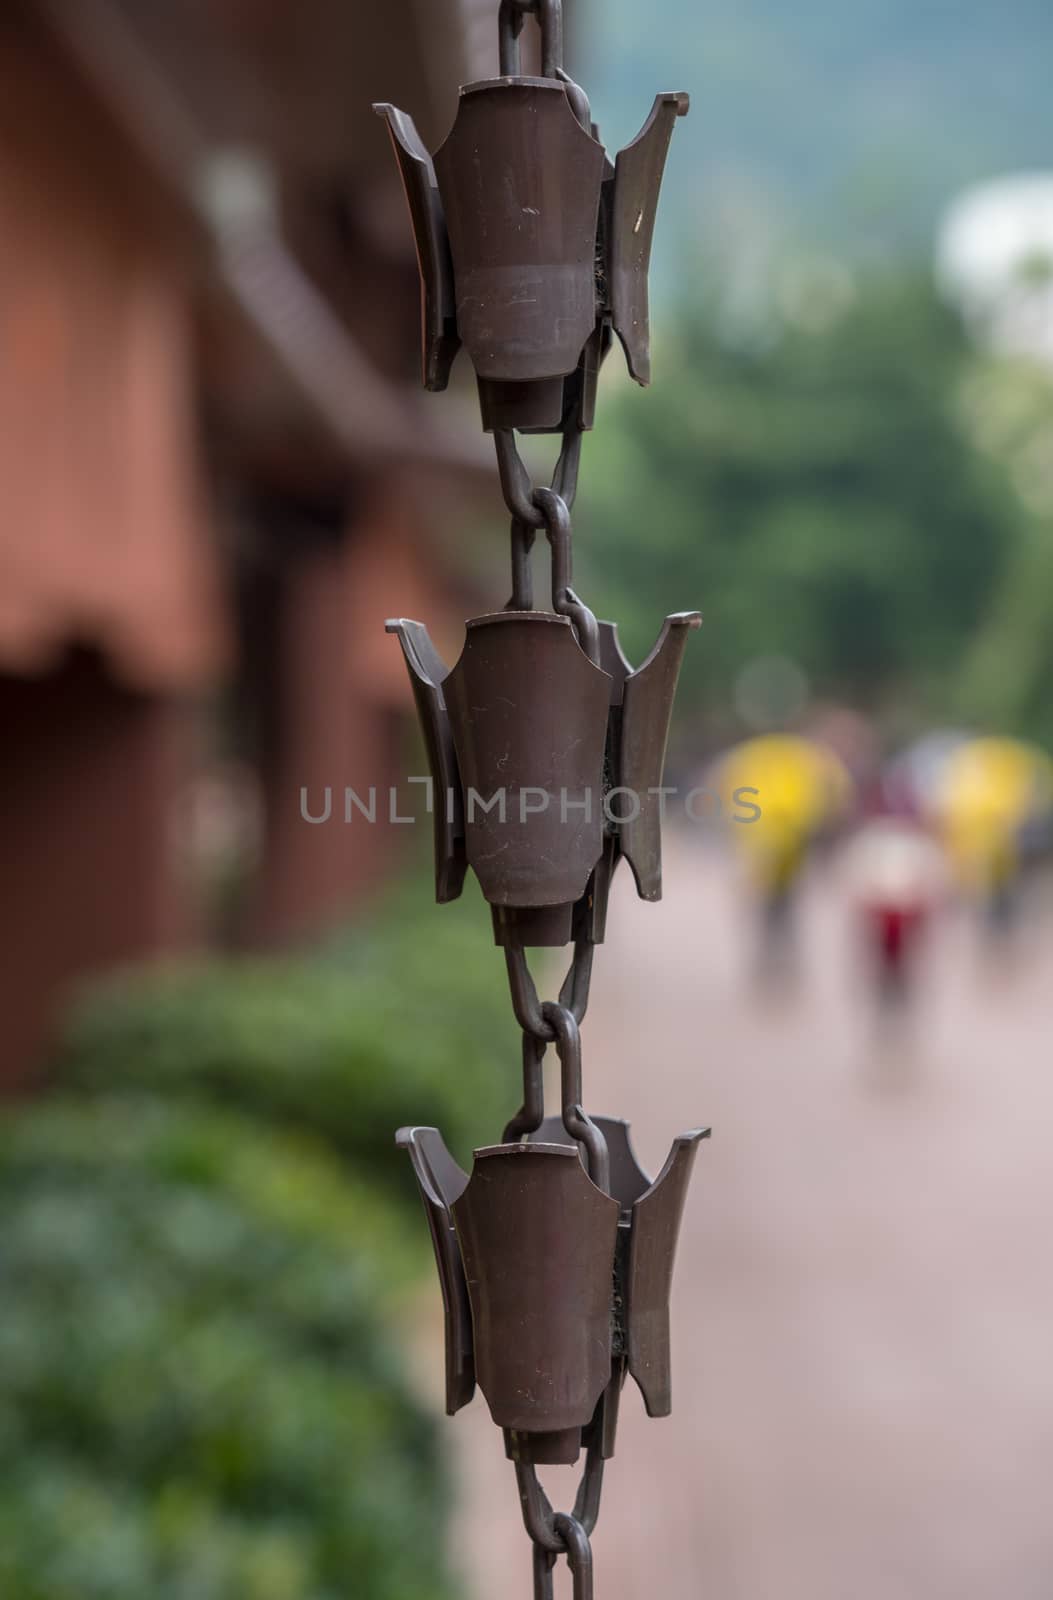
[584,0,1053,259]
[952,355,1053,741]
[580,269,1039,741]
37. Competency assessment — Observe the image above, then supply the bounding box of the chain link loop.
[533,1544,557,1600]
[494,413,597,654]
[516,1449,603,1600]
[503,937,594,1041]
[502,1032,546,1142]
[498,0,564,79]
[542,1001,610,1191]
[532,488,601,663]
[555,1514,594,1600]
[494,425,582,528]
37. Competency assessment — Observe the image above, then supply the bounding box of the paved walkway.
[445,837,1053,1600]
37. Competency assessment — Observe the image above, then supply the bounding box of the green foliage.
[0,1094,452,1600]
[584,0,1053,255]
[581,272,1035,738]
[1,873,519,1598]
[57,874,517,1184]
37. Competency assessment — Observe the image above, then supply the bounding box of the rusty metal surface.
[526,1115,652,1210]
[377,9,688,421]
[478,374,567,433]
[452,1143,619,1437]
[626,1128,709,1416]
[492,902,576,948]
[609,92,689,385]
[443,612,610,906]
[385,618,467,902]
[523,1114,710,1419]
[618,611,702,899]
[374,104,460,390]
[433,79,607,384]
[597,622,633,708]
[397,1126,474,1414]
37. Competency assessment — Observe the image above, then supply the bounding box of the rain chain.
[376,3,706,1593]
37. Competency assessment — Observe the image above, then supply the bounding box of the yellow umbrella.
[715,735,852,890]
[935,736,1053,892]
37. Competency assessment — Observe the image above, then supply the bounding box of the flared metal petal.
[396,1126,474,1414]
[373,103,460,390]
[618,611,701,900]
[386,618,468,903]
[626,1127,709,1417]
[597,620,633,708]
[452,1142,620,1436]
[433,79,607,383]
[443,612,611,907]
[610,92,690,385]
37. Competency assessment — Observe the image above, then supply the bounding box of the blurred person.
[713,732,853,981]
[802,705,880,797]
[883,729,970,819]
[840,784,948,1017]
[932,735,1053,942]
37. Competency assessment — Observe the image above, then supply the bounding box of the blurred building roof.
[101,0,497,188]
[0,0,495,690]
[0,14,227,690]
[31,0,495,475]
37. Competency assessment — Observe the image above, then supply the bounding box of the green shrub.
[0,1094,452,1600]
[4,873,528,1596]
[56,875,518,1187]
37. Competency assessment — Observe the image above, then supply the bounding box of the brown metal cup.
[452,1142,620,1438]
[443,612,611,908]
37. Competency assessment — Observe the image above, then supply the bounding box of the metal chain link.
[516,1442,604,1599]
[504,937,594,1040]
[498,0,564,78]
[495,425,583,526]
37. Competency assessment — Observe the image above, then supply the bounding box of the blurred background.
[2,0,1053,1596]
